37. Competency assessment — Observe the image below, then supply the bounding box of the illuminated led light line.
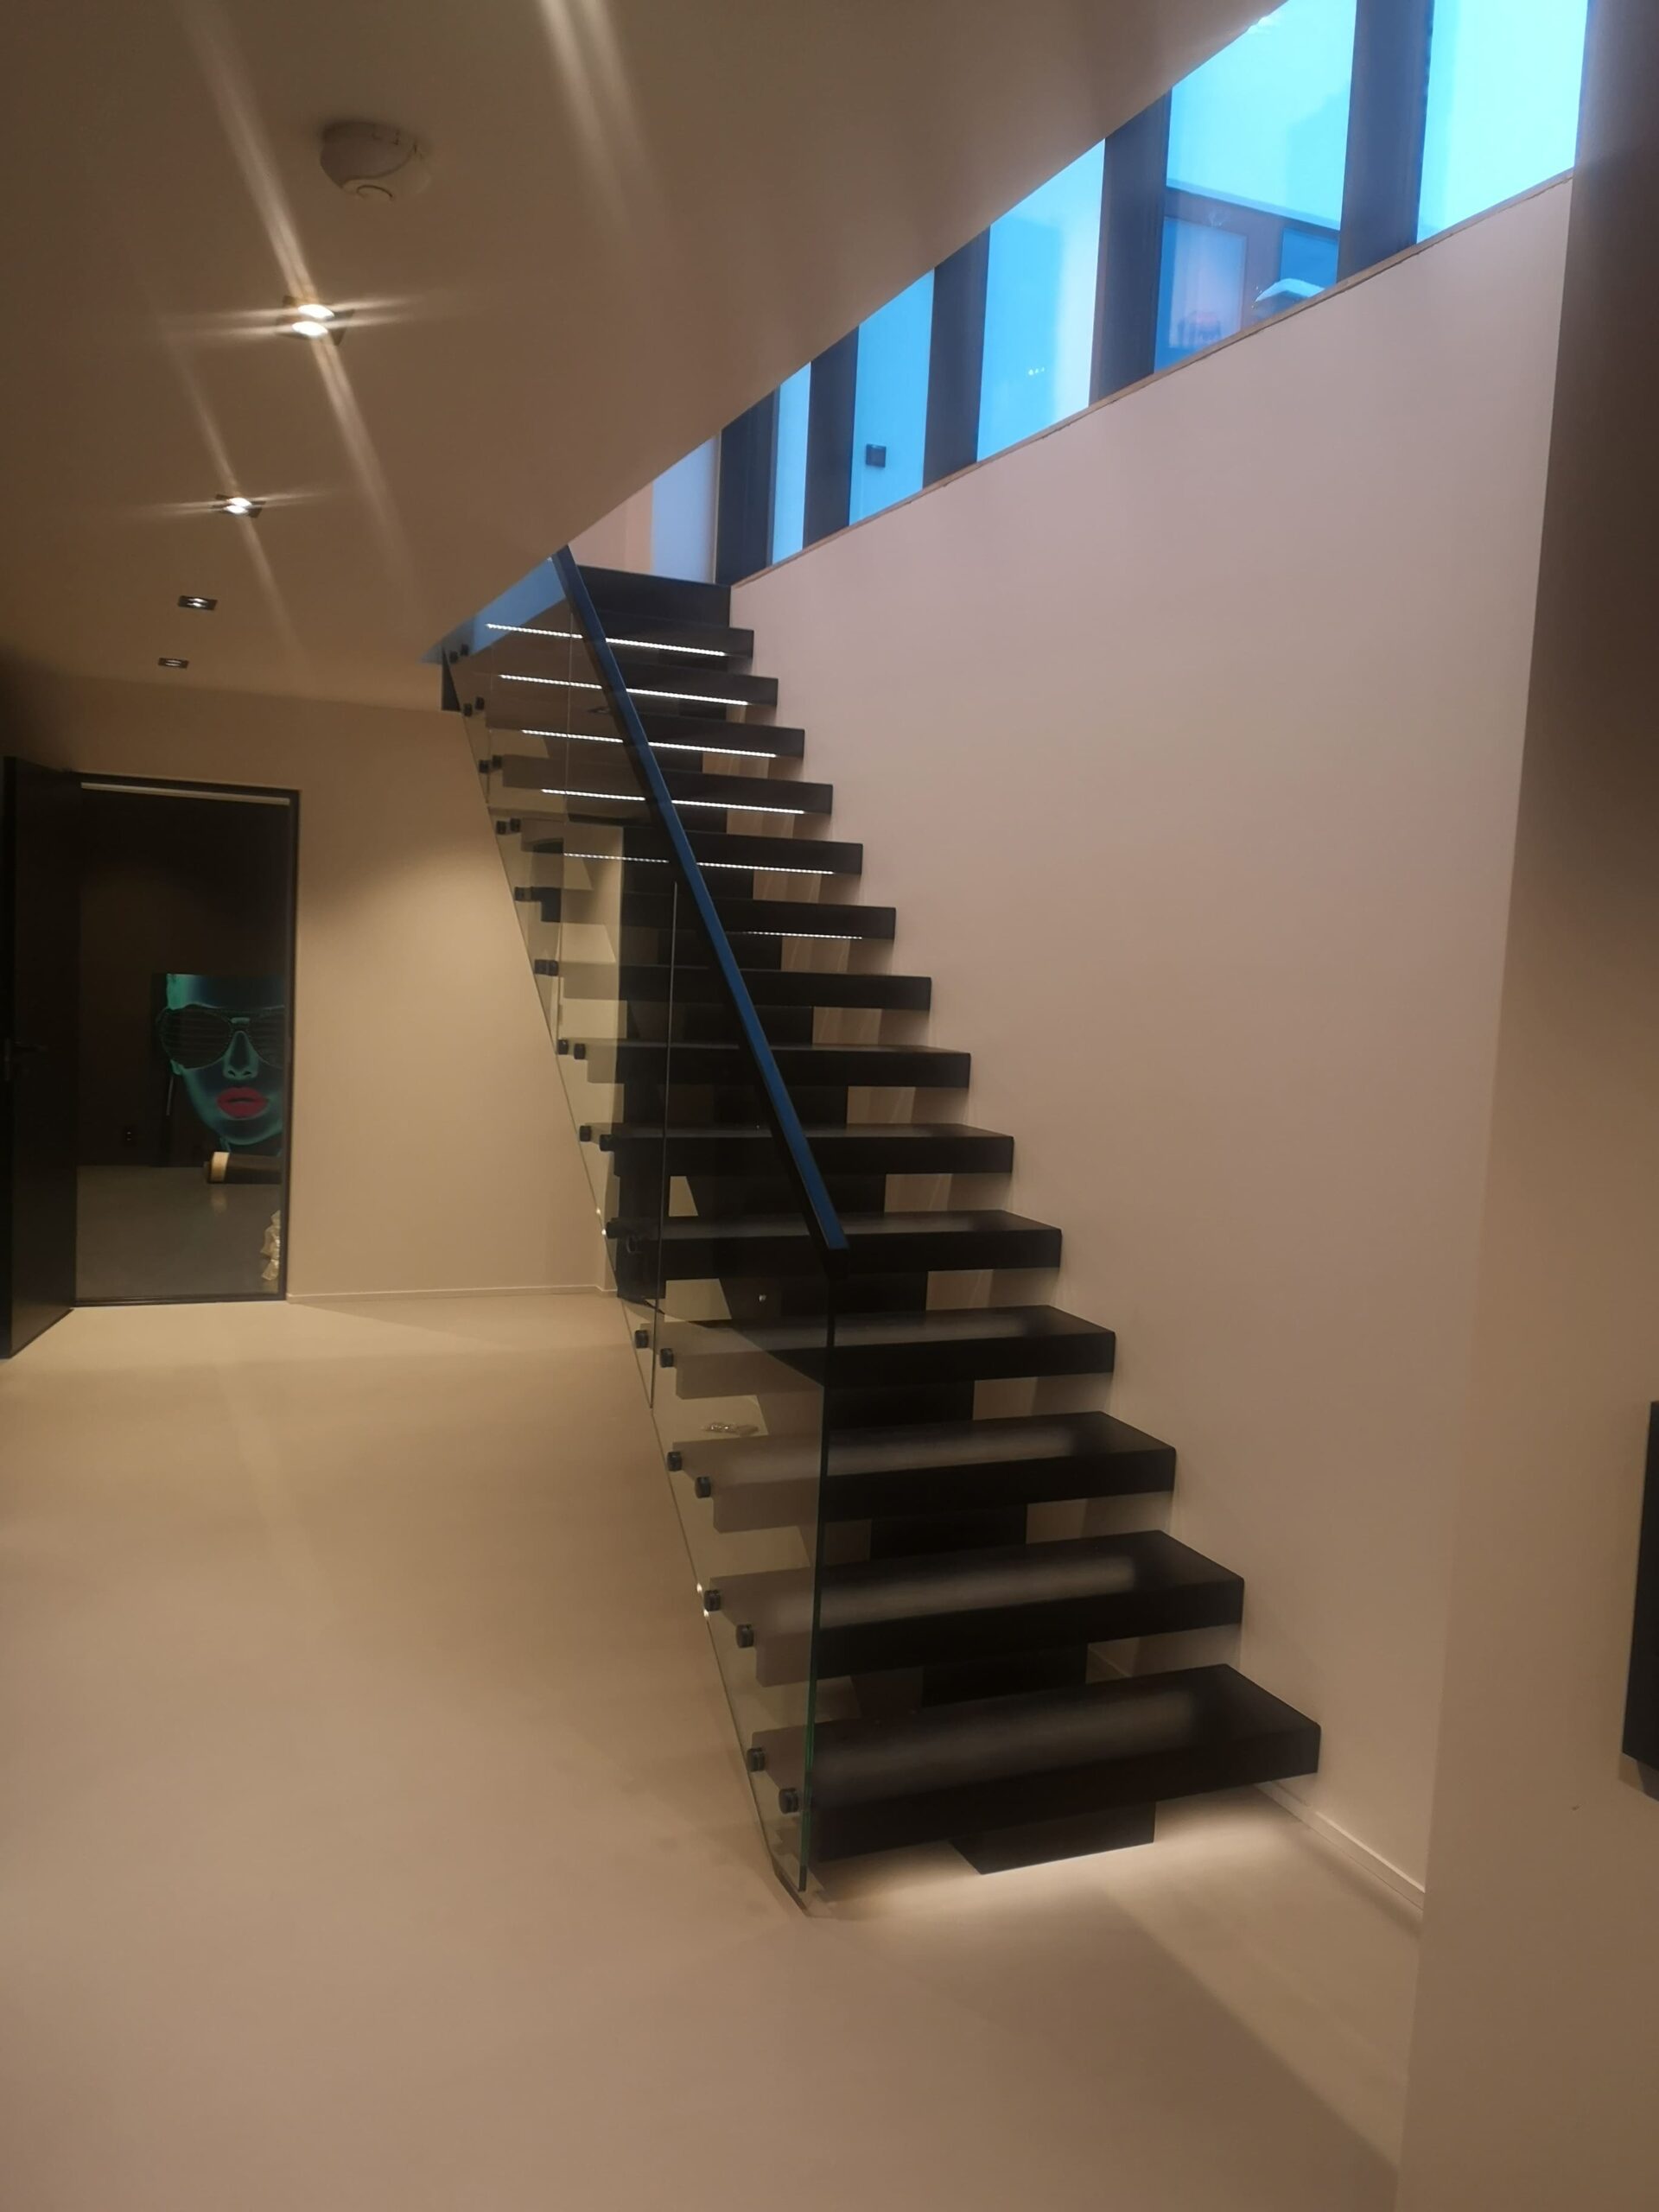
[557,851,666,865]
[649,740,778,760]
[502,672,752,709]
[520,725,779,761]
[535,786,805,819]
[740,930,861,941]
[702,860,831,875]
[673,797,805,817]
[555,852,831,877]
[487,621,727,659]
[539,786,646,803]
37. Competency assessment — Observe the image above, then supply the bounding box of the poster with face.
[156,975,287,1152]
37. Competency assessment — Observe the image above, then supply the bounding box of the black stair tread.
[472,609,755,664]
[579,1039,968,1077]
[755,1664,1319,1813]
[598,1123,1010,1173]
[581,564,732,628]
[662,1304,1116,1394]
[685,1412,1174,1529]
[617,891,897,940]
[498,753,835,817]
[680,1410,1175,1491]
[524,830,862,876]
[576,1043,971,1094]
[718,1532,1243,1684]
[619,1208,1057,1246]
[722,1531,1236,1641]
[489,709,809,762]
[613,1211,1061,1279]
[484,652,779,711]
[561,964,932,1012]
[671,1304,1113,1356]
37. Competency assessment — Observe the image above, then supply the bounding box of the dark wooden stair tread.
[526,828,863,876]
[613,1210,1060,1277]
[715,1530,1243,1681]
[597,1123,1011,1174]
[661,1304,1116,1393]
[753,1666,1321,1860]
[497,752,835,817]
[489,709,809,761]
[561,963,932,1012]
[675,1410,1175,1526]
[616,890,897,939]
[576,1039,969,1085]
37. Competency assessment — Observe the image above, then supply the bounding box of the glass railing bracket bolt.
[633,1325,651,1348]
[778,1789,800,1815]
[735,1624,755,1649]
[747,1746,767,1773]
[693,1476,712,1500]
[703,1588,722,1613]
[659,1347,676,1370]
[664,1449,683,1471]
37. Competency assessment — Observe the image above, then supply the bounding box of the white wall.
[574,436,721,585]
[652,439,720,582]
[733,183,1572,1886]
[16,671,601,1300]
[1399,4,1659,2197]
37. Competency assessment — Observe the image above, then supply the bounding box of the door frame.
[73,772,301,1306]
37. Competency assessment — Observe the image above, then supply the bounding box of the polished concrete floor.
[0,1294,1417,2210]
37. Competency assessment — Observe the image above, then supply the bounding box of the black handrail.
[550,546,849,1270]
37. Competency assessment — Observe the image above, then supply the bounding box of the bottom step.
[754,1664,1319,1863]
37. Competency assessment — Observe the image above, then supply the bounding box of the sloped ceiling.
[0,0,1262,709]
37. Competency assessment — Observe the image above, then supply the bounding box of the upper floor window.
[1418,0,1589,241]
[771,361,811,565]
[1157,0,1357,372]
[977,142,1104,461]
[851,272,935,523]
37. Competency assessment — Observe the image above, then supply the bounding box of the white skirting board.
[1259,1781,1426,1910]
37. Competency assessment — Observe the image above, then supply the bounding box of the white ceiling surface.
[0,0,1262,711]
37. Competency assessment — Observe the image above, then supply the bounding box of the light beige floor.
[0,1294,1416,2211]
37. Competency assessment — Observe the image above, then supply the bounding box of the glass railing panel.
[454,550,847,1896]
[609,1044,838,1893]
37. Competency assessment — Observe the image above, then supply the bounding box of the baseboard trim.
[1259,1782,1426,1910]
[290,1282,601,1303]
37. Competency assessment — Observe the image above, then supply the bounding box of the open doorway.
[74,779,297,1304]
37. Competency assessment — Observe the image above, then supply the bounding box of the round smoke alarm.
[320,120,430,204]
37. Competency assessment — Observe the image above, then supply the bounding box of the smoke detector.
[320,120,430,204]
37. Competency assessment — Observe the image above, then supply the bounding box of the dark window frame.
[1338,0,1435,279]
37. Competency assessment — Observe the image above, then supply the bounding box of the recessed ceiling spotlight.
[282,296,350,343]
[178,594,217,611]
[158,657,189,671]
[215,493,264,518]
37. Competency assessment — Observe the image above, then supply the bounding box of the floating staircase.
[449,559,1318,1894]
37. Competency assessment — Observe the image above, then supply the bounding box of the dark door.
[1,756,80,1356]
